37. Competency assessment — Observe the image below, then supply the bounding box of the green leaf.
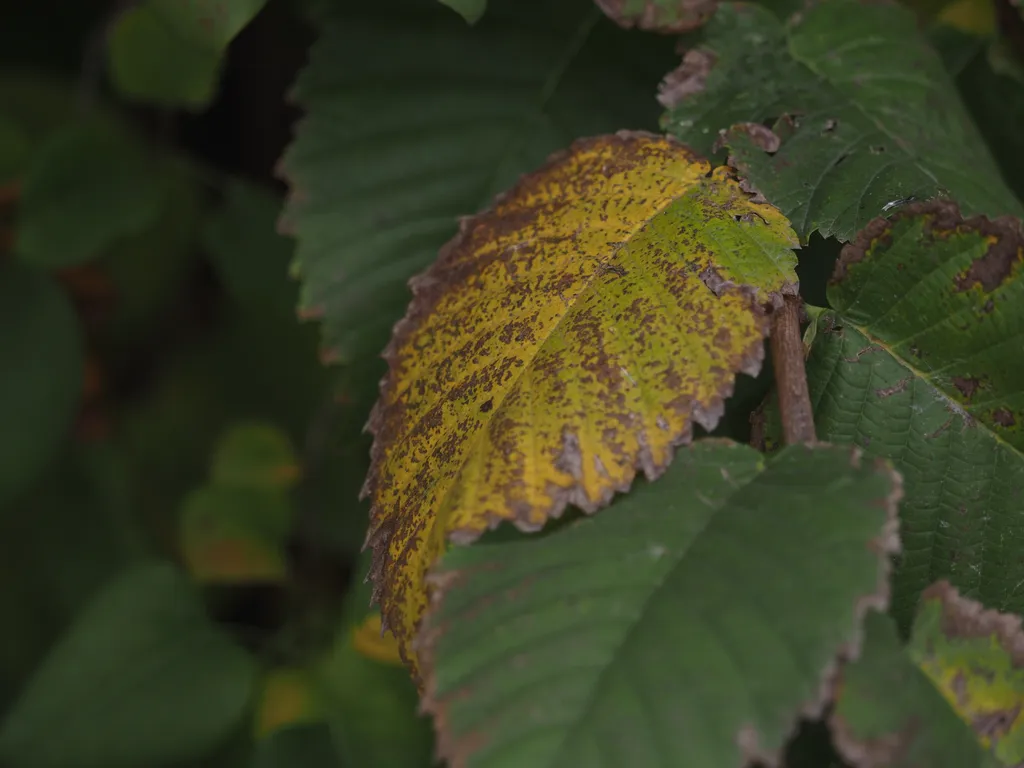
[15,121,165,269]
[0,262,83,507]
[0,562,256,768]
[106,0,270,109]
[660,1,1022,242]
[0,443,142,709]
[252,723,344,768]
[201,180,296,314]
[778,202,1024,630]
[909,582,1024,766]
[420,440,901,767]
[438,0,487,24]
[830,611,998,767]
[179,486,292,584]
[0,73,79,181]
[279,0,677,367]
[210,423,300,491]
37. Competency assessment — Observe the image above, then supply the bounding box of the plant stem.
[771,294,816,445]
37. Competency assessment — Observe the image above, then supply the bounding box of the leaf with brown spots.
[660,1,1022,242]
[421,441,901,768]
[594,0,716,32]
[365,131,799,664]
[831,610,999,768]
[765,201,1024,633]
[909,582,1024,766]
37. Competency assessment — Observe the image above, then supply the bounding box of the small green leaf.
[15,122,164,269]
[909,582,1024,766]
[106,0,270,109]
[438,0,487,23]
[210,423,300,491]
[831,611,998,767]
[179,486,291,584]
[661,1,1021,241]
[421,440,901,767]
[0,262,83,507]
[0,562,257,768]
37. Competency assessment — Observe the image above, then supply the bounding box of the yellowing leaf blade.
[365,131,798,662]
[910,581,1024,765]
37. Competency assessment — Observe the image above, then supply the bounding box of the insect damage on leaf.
[594,0,716,32]
[363,131,799,665]
[910,581,1024,765]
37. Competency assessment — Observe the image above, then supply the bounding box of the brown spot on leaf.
[658,47,716,108]
[952,376,981,402]
[921,581,1024,666]
[596,0,717,33]
[716,122,781,155]
[993,407,1017,427]
[874,378,910,399]
[834,200,1024,294]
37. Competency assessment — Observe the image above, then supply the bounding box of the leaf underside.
[365,132,798,663]
[782,201,1024,630]
[661,1,1021,242]
[421,441,901,768]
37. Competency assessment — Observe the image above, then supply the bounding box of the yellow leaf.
[351,614,404,666]
[938,0,995,36]
[254,668,319,739]
[910,581,1024,764]
[364,131,798,664]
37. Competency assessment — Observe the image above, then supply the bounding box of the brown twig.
[770,294,816,445]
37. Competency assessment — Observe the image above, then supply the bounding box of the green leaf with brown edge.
[0,262,83,508]
[660,0,1022,242]
[764,201,1024,632]
[830,610,999,768]
[420,440,901,768]
[106,0,269,109]
[909,581,1024,766]
[594,0,716,32]
[15,121,165,269]
[279,0,678,369]
[0,562,256,768]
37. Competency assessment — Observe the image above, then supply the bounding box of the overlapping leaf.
[660,0,1021,242]
[279,0,678,368]
[420,441,900,768]
[831,611,998,767]
[777,202,1024,629]
[106,0,269,109]
[910,582,1024,765]
[365,132,798,660]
